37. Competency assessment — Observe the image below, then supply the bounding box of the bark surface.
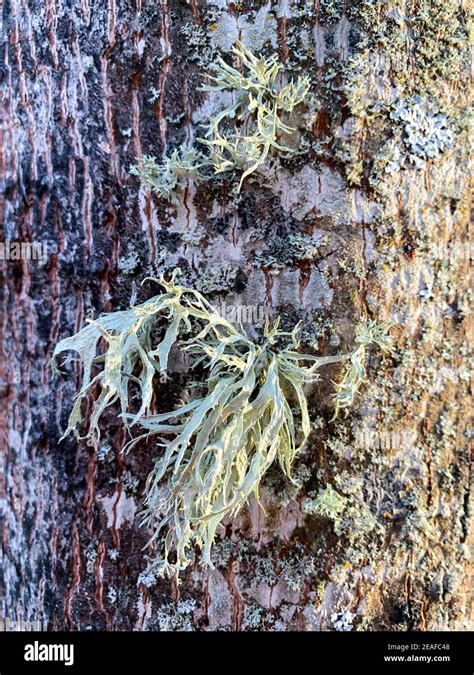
[1,0,472,631]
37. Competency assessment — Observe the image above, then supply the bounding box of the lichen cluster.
[51,0,470,629]
[54,273,389,577]
[131,40,310,200]
[389,97,455,169]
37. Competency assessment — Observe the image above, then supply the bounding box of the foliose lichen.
[389,96,455,169]
[304,484,347,523]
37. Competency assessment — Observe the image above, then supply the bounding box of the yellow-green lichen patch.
[131,40,311,200]
[54,273,389,578]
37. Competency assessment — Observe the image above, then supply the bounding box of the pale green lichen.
[389,97,455,169]
[53,273,388,578]
[304,484,347,523]
[132,40,311,199]
[200,39,310,187]
[130,146,208,204]
[332,320,393,419]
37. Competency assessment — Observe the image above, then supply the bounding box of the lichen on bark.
[2,0,471,632]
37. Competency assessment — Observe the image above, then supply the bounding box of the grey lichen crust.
[53,273,390,578]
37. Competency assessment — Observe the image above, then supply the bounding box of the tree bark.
[2,0,471,631]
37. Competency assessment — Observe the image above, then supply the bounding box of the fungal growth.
[131,40,310,199]
[53,273,390,578]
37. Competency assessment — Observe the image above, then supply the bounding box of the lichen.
[304,484,347,523]
[331,610,356,632]
[153,599,196,632]
[254,232,328,269]
[194,262,240,295]
[118,250,141,275]
[389,97,455,169]
[338,0,469,191]
[130,146,208,204]
[210,3,278,54]
[53,273,389,579]
[332,320,392,418]
[132,40,311,200]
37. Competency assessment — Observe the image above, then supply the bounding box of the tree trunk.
[2,0,471,632]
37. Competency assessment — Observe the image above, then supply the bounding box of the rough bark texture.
[1,0,472,631]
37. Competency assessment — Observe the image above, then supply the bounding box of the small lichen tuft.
[131,40,311,200]
[304,484,347,523]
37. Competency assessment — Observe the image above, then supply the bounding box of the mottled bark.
[1,0,471,631]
